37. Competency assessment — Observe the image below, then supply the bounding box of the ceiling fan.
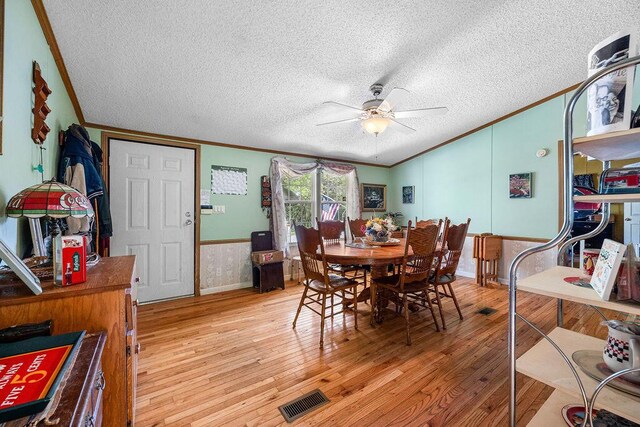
[317,83,448,136]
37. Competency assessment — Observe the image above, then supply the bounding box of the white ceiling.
[43,0,639,166]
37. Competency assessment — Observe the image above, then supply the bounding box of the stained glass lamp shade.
[6,180,94,219]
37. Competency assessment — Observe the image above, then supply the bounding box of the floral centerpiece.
[364,217,399,243]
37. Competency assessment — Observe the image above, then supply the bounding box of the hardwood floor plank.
[135,278,620,426]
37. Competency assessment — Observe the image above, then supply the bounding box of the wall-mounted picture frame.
[509,173,533,199]
[402,186,414,204]
[0,239,42,295]
[361,183,386,212]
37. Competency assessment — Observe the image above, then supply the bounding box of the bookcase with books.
[507,44,640,426]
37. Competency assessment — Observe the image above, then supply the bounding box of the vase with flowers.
[364,217,398,243]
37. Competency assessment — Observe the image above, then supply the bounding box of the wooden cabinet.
[4,332,107,427]
[0,256,138,426]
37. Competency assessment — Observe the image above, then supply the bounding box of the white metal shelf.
[574,194,640,203]
[573,128,640,161]
[518,266,640,316]
[517,327,640,424]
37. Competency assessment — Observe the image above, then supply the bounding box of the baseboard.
[200,281,253,295]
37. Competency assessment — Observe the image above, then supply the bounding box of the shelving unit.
[573,128,640,161]
[508,54,640,427]
[574,194,640,203]
[518,266,640,316]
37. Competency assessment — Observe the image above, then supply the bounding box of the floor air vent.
[278,389,330,423]
[478,307,497,315]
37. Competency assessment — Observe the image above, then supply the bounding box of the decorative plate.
[367,238,401,246]
[572,350,640,397]
[562,404,597,427]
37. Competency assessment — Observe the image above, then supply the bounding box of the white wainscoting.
[456,236,557,284]
[199,237,557,294]
[199,242,293,294]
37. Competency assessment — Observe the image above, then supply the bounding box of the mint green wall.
[389,98,564,239]
[0,1,78,254]
[491,99,563,238]
[86,128,390,240]
[390,63,640,240]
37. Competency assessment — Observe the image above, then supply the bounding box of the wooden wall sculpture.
[32,61,52,145]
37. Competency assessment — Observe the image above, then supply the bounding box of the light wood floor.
[135,278,618,426]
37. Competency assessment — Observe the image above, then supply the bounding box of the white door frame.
[102,132,201,297]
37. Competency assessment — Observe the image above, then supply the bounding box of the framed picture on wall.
[509,173,533,199]
[402,186,414,204]
[361,183,386,211]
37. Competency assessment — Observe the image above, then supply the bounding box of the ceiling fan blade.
[377,87,410,113]
[393,106,449,119]
[316,117,361,127]
[389,118,416,134]
[322,101,364,113]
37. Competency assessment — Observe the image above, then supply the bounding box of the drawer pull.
[85,414,95,427]
[95,370,106,391]
[136,343,141,354]
[134,299,139,307]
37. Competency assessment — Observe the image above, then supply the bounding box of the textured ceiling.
[43,0,639,165]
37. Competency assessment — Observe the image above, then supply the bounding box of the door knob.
[625,217,632,222]
[185,219,193,225]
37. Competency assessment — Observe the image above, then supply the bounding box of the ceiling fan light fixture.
[361,116,390,135]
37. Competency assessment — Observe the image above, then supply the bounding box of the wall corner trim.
[31,0,85,123]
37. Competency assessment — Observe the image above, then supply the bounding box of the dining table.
[320,238,411,325]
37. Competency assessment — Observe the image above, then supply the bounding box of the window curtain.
[270,156,361,255]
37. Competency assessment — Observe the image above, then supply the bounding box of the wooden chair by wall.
[292,223,360,348]
[318,219,366,283]
[371,221,441,345]
[429,218,471,329]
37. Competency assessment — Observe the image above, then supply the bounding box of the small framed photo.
[402,186,414,204]
[0,239,42,295]
[361,183,387,212]
[509,173,533,199]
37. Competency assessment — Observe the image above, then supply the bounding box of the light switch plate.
[212,205,225,214]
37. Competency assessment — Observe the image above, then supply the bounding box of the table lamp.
[5,179,95,285]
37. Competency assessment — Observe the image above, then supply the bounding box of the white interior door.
[110,139,195,302]
[624,202,640,255]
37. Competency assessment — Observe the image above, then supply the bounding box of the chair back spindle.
[439,218,471,276]
[294,223,329,287]
[317,219,345,245]
[399,221,439,290]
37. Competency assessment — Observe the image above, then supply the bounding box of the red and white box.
[61,236,86,286]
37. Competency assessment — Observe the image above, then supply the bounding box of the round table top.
[321,239,409,266]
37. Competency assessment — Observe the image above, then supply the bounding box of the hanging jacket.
[90,141,113,237]
[58,124,112,238]
[58,125,104,199]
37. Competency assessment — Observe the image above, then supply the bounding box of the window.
[283,170,348,243]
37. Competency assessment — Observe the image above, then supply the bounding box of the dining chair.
[317,219,366,283]
[292,223,360,348]
[429,218,471,329]
[370,221,441,345]
[347,217,368,240]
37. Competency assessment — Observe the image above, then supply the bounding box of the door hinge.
[126,345,131,357]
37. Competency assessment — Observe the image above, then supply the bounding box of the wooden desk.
[0,256,138,426]
[3,333,107,427]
